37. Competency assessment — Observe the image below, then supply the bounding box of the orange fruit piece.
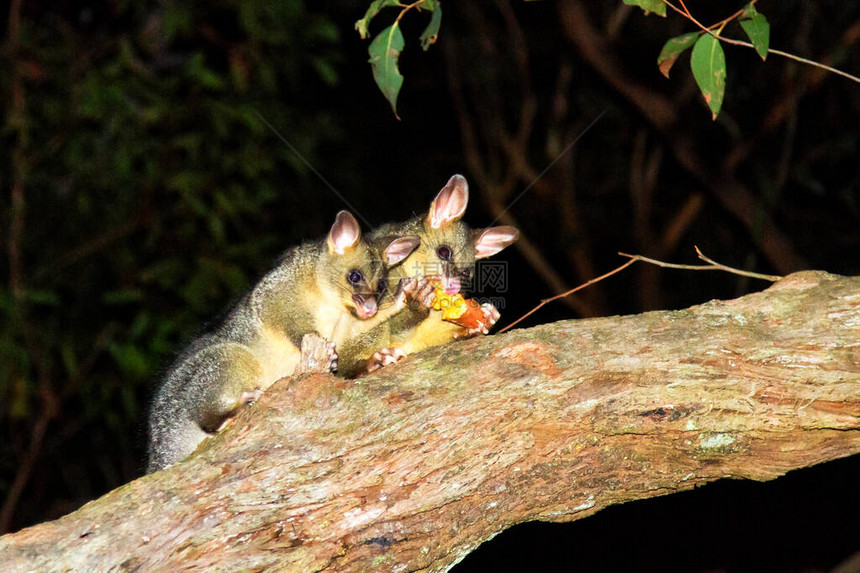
[432,285,469,321]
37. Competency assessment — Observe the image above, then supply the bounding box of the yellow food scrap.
[432,285,468,320]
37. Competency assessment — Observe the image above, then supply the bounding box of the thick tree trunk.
[2,271,859,572]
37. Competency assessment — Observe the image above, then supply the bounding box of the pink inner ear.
[429,174,469,229]
[329,211,361,254]
[474,226,519,259]
[385,235,420,266]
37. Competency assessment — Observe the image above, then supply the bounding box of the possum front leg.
[359,277,436,374]
[212,334,337,431]
[401,276,437,312]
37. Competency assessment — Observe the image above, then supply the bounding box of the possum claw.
[413,277,437,309]
[299,334,338,374]
[364,347,406,373]
[400,276,438,310]
[455,303,500,339]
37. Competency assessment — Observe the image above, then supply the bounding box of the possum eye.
[346,269,364,285]
[436,245,453,262]
[377,277,388,293]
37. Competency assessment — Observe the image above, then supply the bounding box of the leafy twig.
[663,0,860,84]
[357,0,442,117]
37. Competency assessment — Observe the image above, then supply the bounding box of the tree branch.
[1,271,858,571]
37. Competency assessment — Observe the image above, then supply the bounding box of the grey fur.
[147,217,418,473]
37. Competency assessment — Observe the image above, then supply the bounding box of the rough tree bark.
[2,271,859,572]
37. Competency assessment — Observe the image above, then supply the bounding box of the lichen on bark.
[1,271,858,572]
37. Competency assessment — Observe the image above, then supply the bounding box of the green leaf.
[368,24,405,118]
[657,32,700,78]
[623,0,666,17]
[355,0,401,39]
[741,3,760,18]
[419,2,443,51]
[690,33,727,120]
[740,6,770,61]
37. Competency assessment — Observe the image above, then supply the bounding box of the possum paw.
[364,347,406,374]
[400,276,437,311]
[455,303,500,338]
[479,303,500,329]
[299,333,338,374]
[240,388,263,405]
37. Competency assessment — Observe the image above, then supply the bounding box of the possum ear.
[427,174,469,229]
[328,211,361,255]
[473,226,519,259]
[383,235,420,267]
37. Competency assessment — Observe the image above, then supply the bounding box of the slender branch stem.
[497,258,636,333]
[693,246,782,280]
[395,0,432,26]
[500,246,782,335]
[618,247,782,282]
[764,48,860,83]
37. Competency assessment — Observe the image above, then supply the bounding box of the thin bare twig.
[497,258,637,333]
[618,247,782,282]
[499,246,782,334]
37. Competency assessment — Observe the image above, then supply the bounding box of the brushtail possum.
[362,174,519,371]
[147,211,419,472]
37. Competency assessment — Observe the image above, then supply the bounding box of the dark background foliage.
[1,0,858,570]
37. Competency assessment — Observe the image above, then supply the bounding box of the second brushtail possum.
[362,174,519,370]
[147,211,419,472]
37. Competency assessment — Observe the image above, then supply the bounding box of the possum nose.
[353,295,378,319]
[443,276,461,295]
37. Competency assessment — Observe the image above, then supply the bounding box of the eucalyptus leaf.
[368,24,406,118]
[420,3,443,51]
[355,0,401,39]
[691,33,727,120]
[657,32,700,78]
[623,0,666,17]
[740,8,770,61]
